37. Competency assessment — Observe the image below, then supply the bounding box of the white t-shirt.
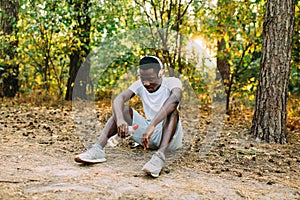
[129,77,182,121]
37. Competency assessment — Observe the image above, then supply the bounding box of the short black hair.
[139,56,162,73]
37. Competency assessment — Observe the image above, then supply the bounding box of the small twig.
[0,179,40,184]
[0,180,20,183]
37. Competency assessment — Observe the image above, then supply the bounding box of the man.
[75,56,183,178]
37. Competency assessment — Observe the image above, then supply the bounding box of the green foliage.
[92,51,139,99]
[290,2,300,95]
[17,0,71,96]
[193,0,265,107]
[1,0,299,106]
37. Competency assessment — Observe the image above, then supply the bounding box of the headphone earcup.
[158,69,165,78]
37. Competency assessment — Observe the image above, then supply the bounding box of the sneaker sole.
[142,168,159,178]
[74,156,106,164]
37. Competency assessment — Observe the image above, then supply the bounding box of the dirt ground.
[0,101,300,200]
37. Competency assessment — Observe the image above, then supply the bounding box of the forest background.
[1,1,300,199]
[0,1,300,141]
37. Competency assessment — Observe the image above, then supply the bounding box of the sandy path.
[1,141,299,200]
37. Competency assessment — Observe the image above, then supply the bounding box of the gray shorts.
[131,109,183,151]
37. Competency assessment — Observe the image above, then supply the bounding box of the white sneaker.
[142,151,165,178]
[75,144,106,164]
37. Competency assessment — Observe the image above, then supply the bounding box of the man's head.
[138,56,164,93]
[139,56,163,76]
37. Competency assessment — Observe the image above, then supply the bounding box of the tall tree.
[216,0,231,110]
[65,0,91,100]
[0,0,19,97]
[251,0,296,143]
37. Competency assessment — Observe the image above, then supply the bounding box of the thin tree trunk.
[0,0,19,98]
[250,0,295,143]
[216,38,230,111]
[216,0,231,113]
[65,0,91,101]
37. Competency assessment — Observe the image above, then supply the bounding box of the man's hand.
[117,119,128,138]
[142,124,155,150]
[113,89,135,138]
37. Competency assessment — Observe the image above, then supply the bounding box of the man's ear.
[137,69,140,76]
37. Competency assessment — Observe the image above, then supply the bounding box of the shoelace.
[150,152,165,165]
[85,145,102,158]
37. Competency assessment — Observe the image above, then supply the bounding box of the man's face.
[139,68,162,93]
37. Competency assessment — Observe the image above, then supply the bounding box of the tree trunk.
[0,0,19,98]
[65,51,80,100]
[216,38,231,112]
[65,0,91,101]
[216,0,232,113]
[250,0,296,143]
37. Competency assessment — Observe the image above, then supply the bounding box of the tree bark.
[0,0,19,98]
[216,0,231,113]
[65,0,91,101]
[250,0,296,143]
[216,38,231,111]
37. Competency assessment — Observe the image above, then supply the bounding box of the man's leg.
[142,109,179,177]
[158,109,179,154]
[75,106,133,163]
[97,105,133,147]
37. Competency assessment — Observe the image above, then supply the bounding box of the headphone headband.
[146,56,163,69]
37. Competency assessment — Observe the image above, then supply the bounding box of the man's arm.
[142,87,182,149]
[151,87,182,127]
[112,89,135,136]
